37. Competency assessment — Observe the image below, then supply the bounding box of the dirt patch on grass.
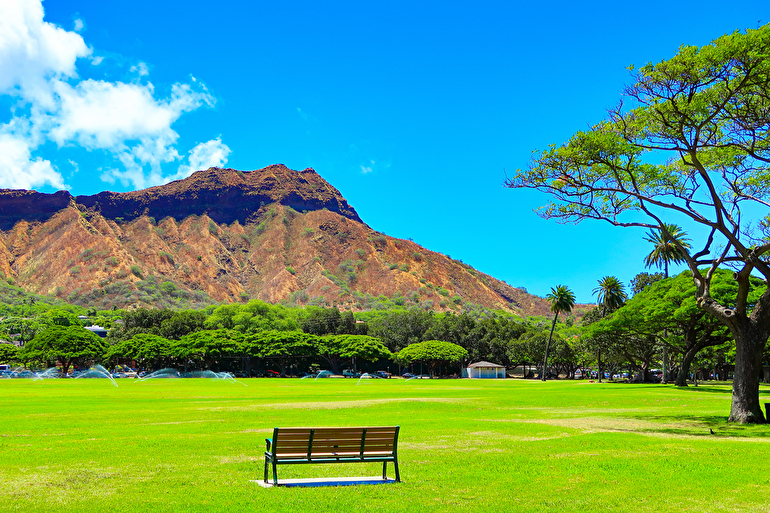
[216,454,261,464]
[504,417,770,441]
[148,419,225,425]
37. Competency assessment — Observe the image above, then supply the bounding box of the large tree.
[317,335,391,373]
[21,325,107,375]
[174,329,244,371]
[244,330,317,374]
[506,25,770,422]
[395,340,468,377]
[105,333,175,370]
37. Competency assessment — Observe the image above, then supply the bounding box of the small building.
[463,361,506,379]
[84,325,108,338]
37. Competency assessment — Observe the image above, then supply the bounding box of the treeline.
[2,270,765,382]
[0,297,577,376]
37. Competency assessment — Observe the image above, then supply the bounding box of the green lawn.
[1,378,769,512]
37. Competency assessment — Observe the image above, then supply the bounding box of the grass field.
[1,377,770,512]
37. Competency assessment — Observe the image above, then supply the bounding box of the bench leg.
[272,460,278,486]
[382,461,387,480]
[394,458,401,482]
[264,458,269,483]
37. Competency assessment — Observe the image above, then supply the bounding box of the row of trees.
[5,324,474,377]
[2,266,757,385]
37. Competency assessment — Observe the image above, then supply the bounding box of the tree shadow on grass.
[626,413,770,439]
[670,385,732,394]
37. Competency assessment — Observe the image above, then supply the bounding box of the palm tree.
[643,223,690,384]
[592,276,627,383]
[542,285,576,381]
[593,276,627,317]
[643,224,692,278]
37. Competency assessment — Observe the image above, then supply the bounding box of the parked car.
[401,372,414,379]
[264,370,281,378]
[342,369,361,378]
[375,371,392,379]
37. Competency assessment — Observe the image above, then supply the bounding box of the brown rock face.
[0,164,564,316]
[0,190,72,230]
[77,165,363,224]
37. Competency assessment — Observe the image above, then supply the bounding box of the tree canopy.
[21,325,107,375]
[395,340,468,377]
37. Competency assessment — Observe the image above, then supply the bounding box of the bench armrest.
[265,438,273,452]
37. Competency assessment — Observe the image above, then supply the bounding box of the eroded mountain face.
[0,165,554,315]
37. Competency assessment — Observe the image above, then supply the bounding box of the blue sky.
[1,0,768,303]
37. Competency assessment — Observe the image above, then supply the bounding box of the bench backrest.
[271,426,399,458]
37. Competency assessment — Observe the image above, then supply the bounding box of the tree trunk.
[729,329,766,423]
[597,350,602,383]
[676,345,699,387]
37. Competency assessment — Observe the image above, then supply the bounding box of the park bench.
[263,426,401,486]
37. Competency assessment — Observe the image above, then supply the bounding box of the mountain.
[0,165,575,316]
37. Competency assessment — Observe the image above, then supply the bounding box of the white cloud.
[0,0,89,108]
[0,132,65,190]
[173,138,232,181]
[0,0,226,191]
[73,18,84,32]
[130,62,149,76]
[360,160,375,174]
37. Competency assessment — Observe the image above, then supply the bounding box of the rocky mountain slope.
[0,165,577,316]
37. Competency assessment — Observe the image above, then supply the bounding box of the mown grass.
[1,378,769,512]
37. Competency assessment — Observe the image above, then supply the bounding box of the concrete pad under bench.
[253,476,400,488]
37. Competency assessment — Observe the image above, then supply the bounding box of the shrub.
[303,228,314,236]
[69,265,81,276]
[338,260,356,274]
[105,257,119,267]
[208,220,218,235]
[412,251,423,261]
[159,252,175,265]
[368,234,387,247]
[130,265,143,278]
[437,287,450,297]
[286,266,296,275]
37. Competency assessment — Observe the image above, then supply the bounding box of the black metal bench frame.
[263,426,400,485]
